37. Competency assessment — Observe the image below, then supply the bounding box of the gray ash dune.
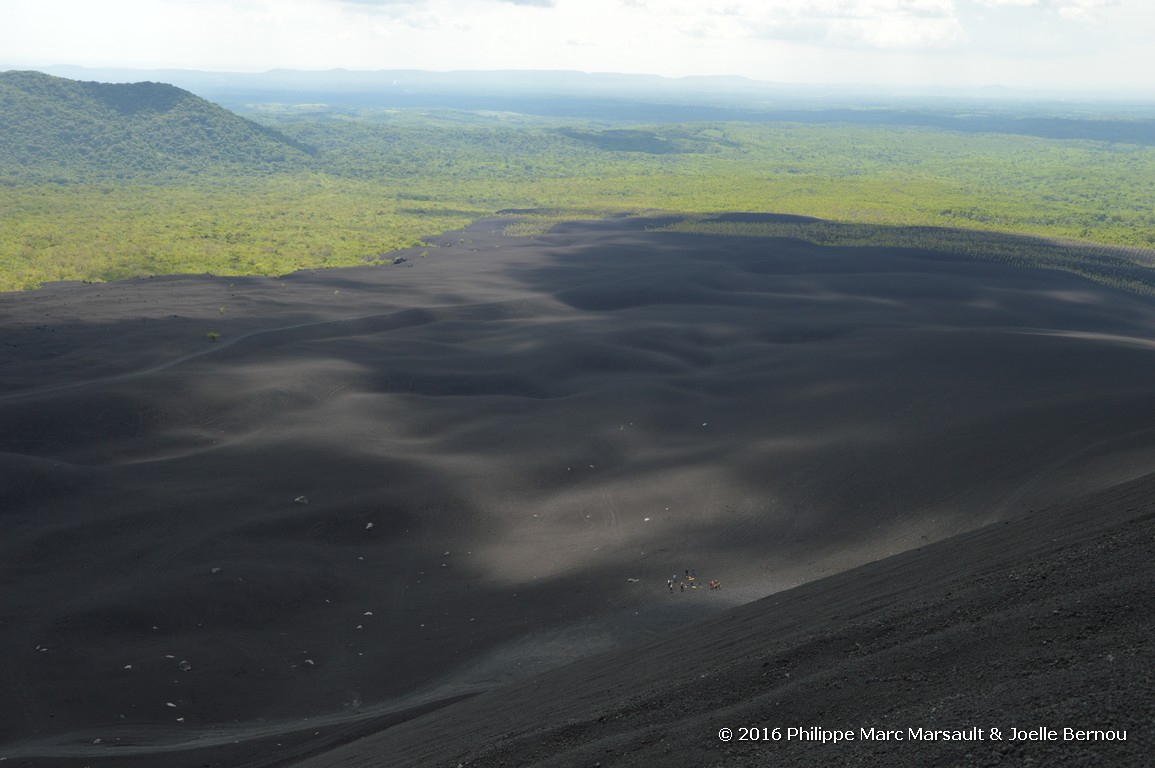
[294,472,1155,768]
[1,217,1153,766]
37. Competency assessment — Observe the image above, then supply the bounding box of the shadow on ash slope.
[5,217,1155,755]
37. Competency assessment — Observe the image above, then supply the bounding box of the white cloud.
[973,0,1119,21]
[974,0,1041,7]
[762,1,967,50]
[1056,0,1117,22]
[583,1,968,51]
[0,0,1151,93]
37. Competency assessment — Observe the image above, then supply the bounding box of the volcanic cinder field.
[1,215,1152,767]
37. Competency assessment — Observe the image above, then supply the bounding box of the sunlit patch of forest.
[3,102,1155,291]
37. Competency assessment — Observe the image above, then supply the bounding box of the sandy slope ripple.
[4,216,1155,765]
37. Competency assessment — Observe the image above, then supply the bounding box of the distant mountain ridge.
[8,66,1154,144]
[0,70,314,182]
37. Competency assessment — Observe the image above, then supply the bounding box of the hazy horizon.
[4,1,1154,99]
[6,64,1155,110]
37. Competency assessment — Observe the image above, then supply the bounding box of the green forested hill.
[2,70,1154,292]
[0,71,313,181]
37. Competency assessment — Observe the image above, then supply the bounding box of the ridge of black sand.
[5,692,479,768]
[3,216,1155,766]
[290,470,1155,768]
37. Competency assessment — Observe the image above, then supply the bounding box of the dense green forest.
[0,71,312,182]
[2,70,1154,292]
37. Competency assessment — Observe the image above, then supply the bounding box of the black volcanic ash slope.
[3,217,1155,768]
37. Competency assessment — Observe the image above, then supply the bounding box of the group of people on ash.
[667,569,721,593]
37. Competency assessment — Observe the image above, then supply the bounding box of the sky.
[3,0,1153,94]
